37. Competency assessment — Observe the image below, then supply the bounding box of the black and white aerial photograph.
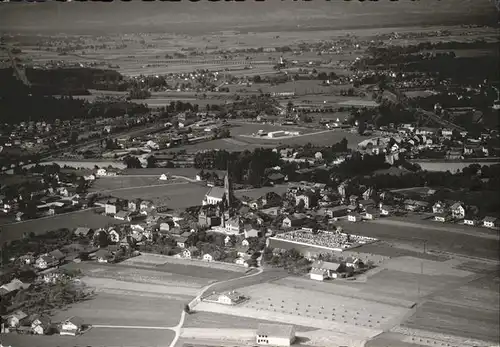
[0,1,498,347]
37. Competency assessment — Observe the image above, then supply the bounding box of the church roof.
[205,187,226,200]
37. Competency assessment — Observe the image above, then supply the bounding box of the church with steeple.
[202,161,235,213]
[200,162,242,234]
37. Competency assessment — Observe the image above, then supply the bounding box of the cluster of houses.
[1,312,85,337]
[358,123,497,162]
[431,200,499,228]
[0,169,96,222]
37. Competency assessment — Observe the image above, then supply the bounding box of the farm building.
[59,316,84,336]
[217,291,245,305]
[256,323,296,346]
[309,260,341,281]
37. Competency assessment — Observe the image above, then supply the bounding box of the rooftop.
[257,323,295,338]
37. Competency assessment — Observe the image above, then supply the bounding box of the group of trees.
[194,148,281,187]
[261,247,311,275]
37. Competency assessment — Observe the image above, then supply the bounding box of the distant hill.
[0,0,496,34]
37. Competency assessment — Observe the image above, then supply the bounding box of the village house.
[198,208,221,227]
[30,314,52,335]
[379,204,393,216]
[105,202,118,215]
[450,202,466,220]
[159,220,175,232]
[35,251,62,270]
[203,250,223,262]
[182,247,198,259]
[327,205,349,218]
[74,227,93,238]
[107,229,120,243]
[463,213,478,226]
[0,278,30,295]
[114,210,132,221]
[224,235,235,247]
[140,200,155,213]
[260,206,281,216]
[432,201,448,214]
[404,199,429,212]
[5,310,28,329]
[217,291,245,305]
[347,212,362,223]
[295,191,317,209]
[59,316,84,336]
[94,249,113,263]
[96,168,108,177]
[128,199,140,212]
[364,207,380,220]
[345,257,362,269]
[224,216,243,235]
[235,254,251,267]
[434,213,451,223]
[282,215,306,228]
[256,323,296,347]
[482,216,499,229]
[244,225,260,239]
[358,199,376,210]
[176,237,188,248]
[349,195,359,205]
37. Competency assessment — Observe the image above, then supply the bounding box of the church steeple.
[224,160,233,208]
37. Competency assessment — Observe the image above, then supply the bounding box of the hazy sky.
[0,0,495,34]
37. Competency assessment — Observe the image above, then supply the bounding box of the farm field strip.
[234,282,409,331]
[82,276,202,296]
[182,311,316,331]
[194,301,381,345]
[0,328,175,347]
[272,276,416,309]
